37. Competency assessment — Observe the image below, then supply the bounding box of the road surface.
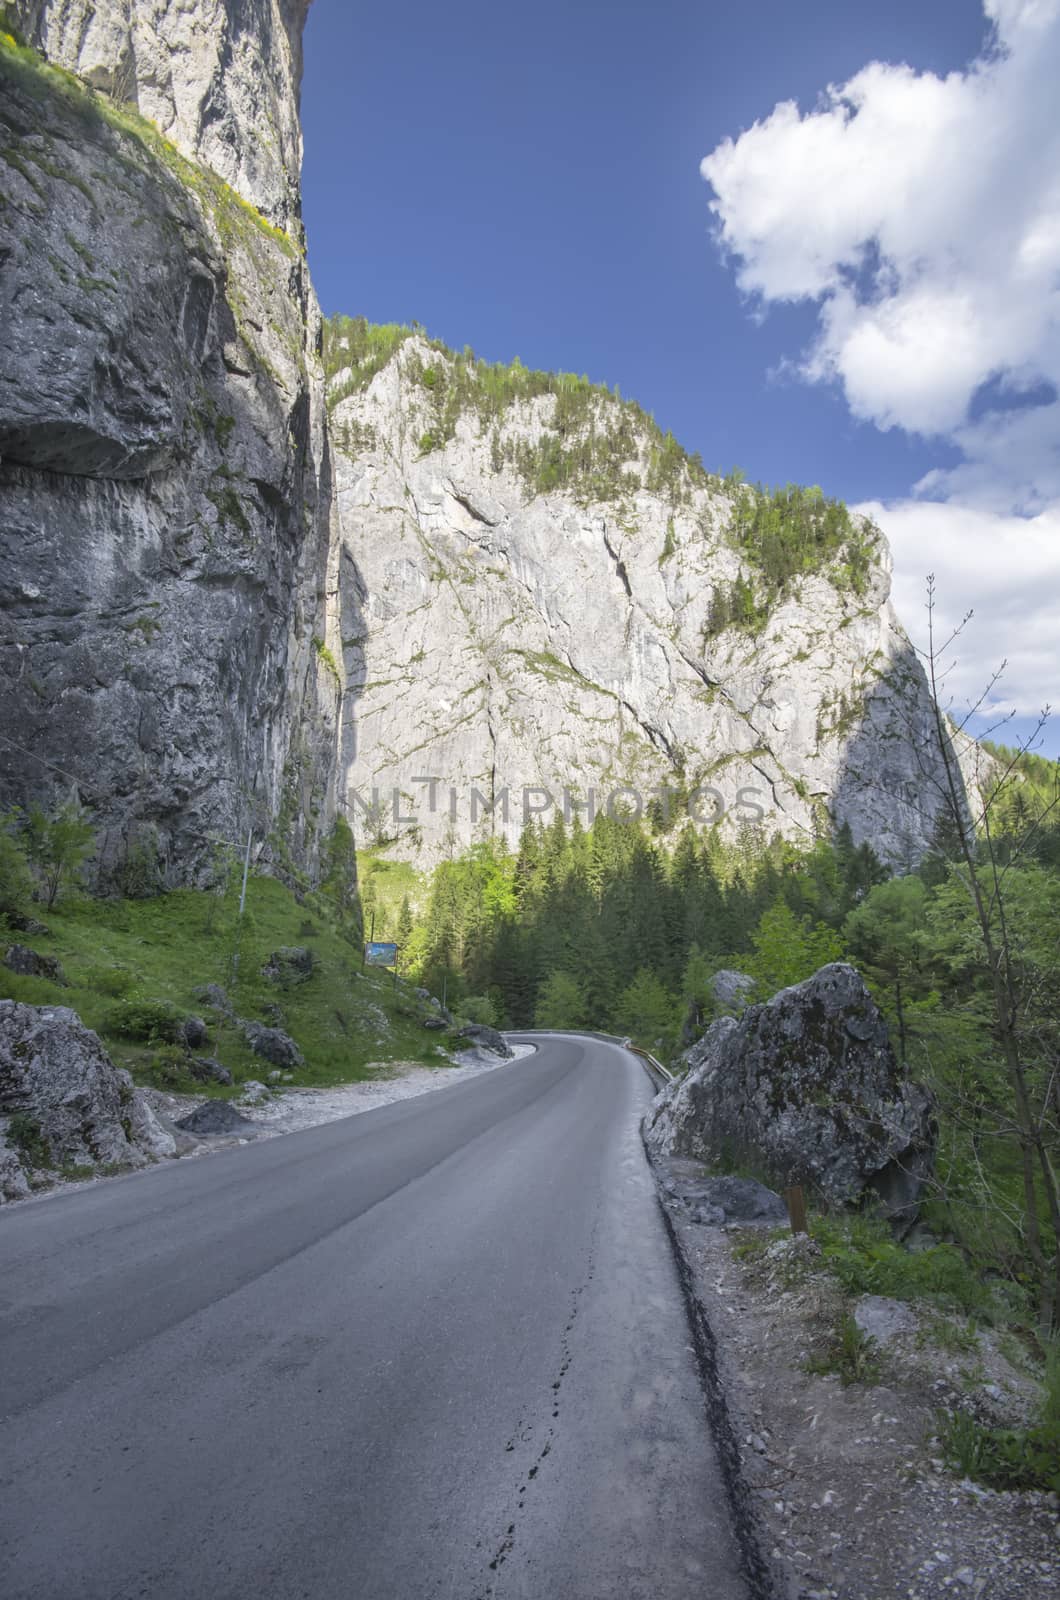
[0,1034,749,1600]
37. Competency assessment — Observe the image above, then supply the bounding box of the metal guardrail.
[589,1031,675,1090]
[514,1029,675,1090]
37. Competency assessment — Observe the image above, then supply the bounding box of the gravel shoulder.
[139,1041,536,1148]
[653,1158,1059,1600]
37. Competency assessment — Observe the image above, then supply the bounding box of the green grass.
[805,1313,882,1387]
[0,875,454,1090]
[810,1213,994,1317]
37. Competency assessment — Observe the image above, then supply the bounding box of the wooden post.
[785,1184,808,1236]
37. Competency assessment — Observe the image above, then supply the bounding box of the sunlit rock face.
[329,335,957,867]
[12,0,312,231]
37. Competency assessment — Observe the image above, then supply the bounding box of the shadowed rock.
[175,1100,256,1137]
[645,963,935,1229]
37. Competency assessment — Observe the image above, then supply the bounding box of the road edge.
[638,1116,787,1600]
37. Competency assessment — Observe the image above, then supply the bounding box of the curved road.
[0,1034,748,1600]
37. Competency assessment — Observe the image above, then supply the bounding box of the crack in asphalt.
[479,1237,599,1595]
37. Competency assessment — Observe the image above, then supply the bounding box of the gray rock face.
[454,1023,514,1059]
[189,1057,233,1086]
[0,999,175,1192]
[241,1021,304,1069]
[644,964,936,1225]
[0,16,340,885]
[12,0,311,231]
[853,1294,917,1346]
[710,970,756,1016]
[331,337,969,867]
[3,944,67,985]
[180,1016,209,1051]
[659,1165,789,1226]
[176,1099,256,1136]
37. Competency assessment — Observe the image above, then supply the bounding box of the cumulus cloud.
[701,0,1060,717]
[856,498,1060,717]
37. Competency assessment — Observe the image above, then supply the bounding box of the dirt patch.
[654,1162,1058,1600]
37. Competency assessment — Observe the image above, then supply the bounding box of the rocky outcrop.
[644,964,935,1226]
[328,334,967,867]
[0,999,176,1195]
[11,0,312,231]
[454,1022,514,1059]
[3,943,67,985]
[241,1020,304,1069]
[710,970,756,1016]
[0,17,340,886]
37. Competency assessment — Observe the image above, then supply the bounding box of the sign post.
[364,942,399,969]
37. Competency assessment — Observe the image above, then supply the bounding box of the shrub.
[104,997,185,1046]
[811,1214,989,1316]
[460,994,499,1027]
[0,817,32,916]
[80,965,136,998]
[937,1409,1060,1494]
[6,1112,50,1166]
[806,1313,881,1386]
[145,1045,195,1091]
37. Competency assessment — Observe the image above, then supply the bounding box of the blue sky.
[302,0,1059,754]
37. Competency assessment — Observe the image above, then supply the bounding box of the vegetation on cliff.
[323,315,882,605]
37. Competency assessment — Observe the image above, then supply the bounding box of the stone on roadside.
[175,1100,257,1136]
[261,946,315,987]
[645,964,935,1228]
[853,1294,917,1346]
[188,1057,233,1086]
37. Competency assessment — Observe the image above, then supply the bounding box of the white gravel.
[238,1042,536,1136]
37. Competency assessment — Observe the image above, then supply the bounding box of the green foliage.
[805,1313,882,1387]
[312,636,343,686]
[322,316,418,404]
[0,814,32,916]
[730,481,878,599]
[0,875,449,1089]
[615,967,678,1052]
[114,827,163,899]
[811,1214,990,1316]
[746,898,844,998]
[534,971,587,1030]
[146,1044,197,1091]
[6,1112,50,1168]
[20,802,95,909]
[104,997,186,1046]
[322,317,712,508]
[459,994,500,1027]
[937,1407,1060,1494]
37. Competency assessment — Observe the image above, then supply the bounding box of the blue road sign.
[365,942,399,968]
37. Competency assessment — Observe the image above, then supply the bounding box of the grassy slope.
[0,876,454,1091]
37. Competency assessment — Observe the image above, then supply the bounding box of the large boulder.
[0,1000,176,1196]
[710,969,756,1016]
[645,964,935,1227]
[454,1022,514,1059]
[241,1021,304,1070]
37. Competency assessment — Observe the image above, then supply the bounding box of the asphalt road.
[0,1034,748,1600]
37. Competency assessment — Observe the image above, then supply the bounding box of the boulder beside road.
[645,963,935,1228]
[0,999,176,1201]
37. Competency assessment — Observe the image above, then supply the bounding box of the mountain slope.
[327,322,950,865]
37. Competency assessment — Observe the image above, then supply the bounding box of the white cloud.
[856,498,1060,718]
[701,0,1060,714]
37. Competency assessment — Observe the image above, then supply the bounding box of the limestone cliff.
[0,4,967,888]
[0,11,341,885]
[327,328,957,866]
